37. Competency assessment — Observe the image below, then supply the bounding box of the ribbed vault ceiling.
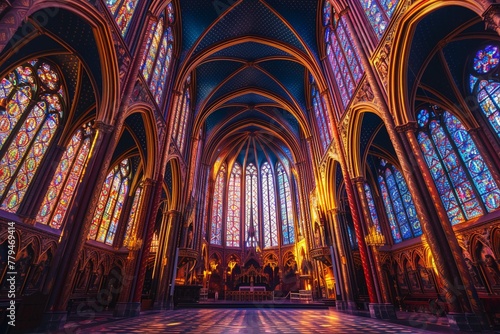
[177,0,321,166]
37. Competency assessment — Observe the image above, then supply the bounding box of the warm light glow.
[365,225,386,247]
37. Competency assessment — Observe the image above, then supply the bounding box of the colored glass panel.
[113,0,139,36]
[477,81,500,139]
[245,164,259,247]
[378,175,402,243]
[381,0,398,17]
[359,0,388,39]
[149,31,168,103]
[210,165,225,245]
[262,162,278,248]
[141,21,160,83]
[364,182,381,232]
[226,163,241,247]
[89,159,131,246]
[177,87,190,153]
[473,45,500,74]
[277,164,295,245]
[37,124,92,229]
[123,186,143,247]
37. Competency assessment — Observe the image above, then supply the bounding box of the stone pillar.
[114,178,157,317]
[41,121,115,330]
[398,123,485,330]
[352,177,396,319]
[155,210,181,309]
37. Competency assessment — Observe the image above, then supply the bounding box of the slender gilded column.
[352,177,390,304]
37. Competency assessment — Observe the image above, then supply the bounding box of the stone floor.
[57,308,468,334]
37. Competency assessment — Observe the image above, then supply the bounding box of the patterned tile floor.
[69,309,445,334]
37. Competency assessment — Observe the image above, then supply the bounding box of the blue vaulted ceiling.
[178,0,320,167]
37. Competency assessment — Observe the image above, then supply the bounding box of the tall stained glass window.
[140,2,174,105]
[277,163,295,245]
[123,185,143,247]
[323,0,364,112]
[0,59,64,213]
[210,164,226,245]
[471,45,500,142]
[364,182,381,232]
[245,163,259,247]
[173,75,191,154]
[311,83,333,152]
[377,160,422,243]
[37,123,93,229]
[417,107,500,225]
[226,163,241,247]
[105,0,140,37]
[89,159,131,246]
[358,0,399,40]
[262,162,278,248]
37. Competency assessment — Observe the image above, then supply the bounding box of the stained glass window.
[226,163,241,247]
[89,159,131,246]
[358,0,400,40]
[417,107,500,225]
[173,77,191,154]
[471,45,500,142]
[262,162,278,248]
[311,83,333,152]
[105,0,140,37]
[210,164,226,245]
[377,160,422,243]
[37,123,93,229]
[123,185,143,247]
[323,1,364,112]
[364,182,381,233]
[245,163,259,247]
[277,163,295,245]
[140,3,175,106]
[0,59,64,213]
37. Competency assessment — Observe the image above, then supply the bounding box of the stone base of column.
[39,311,68,332]
[369,303,397,319]
[113,302,141,317]
[335,300,358,314]
[447,313,483,332]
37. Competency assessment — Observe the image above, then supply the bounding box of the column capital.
[351,176,365,185]
[94,121,114,133]
[395,121,417,134]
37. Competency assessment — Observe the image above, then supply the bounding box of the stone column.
[114,178,157,317]
[398,123,485,330]
[41,121,115,330]
[352,177,396,319]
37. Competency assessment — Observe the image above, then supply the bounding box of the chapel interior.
[1,0,500,332]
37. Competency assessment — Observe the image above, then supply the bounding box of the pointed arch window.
[173,76,191,154]
[140,2,174,106]
[105,0,140,37]
[226,163,241,247]
[417,107,500,225]
[470,45,500,142]
[262,162,278,248]
[323,1,364,112]
[210,164,226,245]
[277,163,295,245]
[245,163,259,247]
[123,185,143,247]
[37,123,93,229]
[311,83,333,152]
[0,59,64,213]
[377,160,422,243]
[89,159,131,246]
[358,0,399,40]
[364,182,381,232]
